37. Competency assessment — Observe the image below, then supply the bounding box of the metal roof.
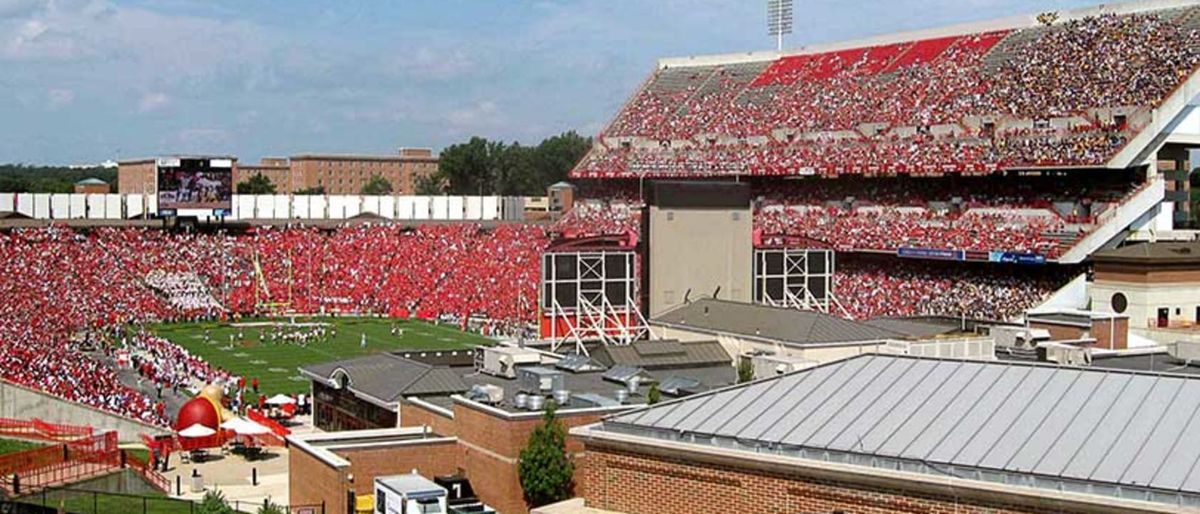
[601,354,1200,506]
[652,298,904,345]
[1092,241,1200,265]
[862,317,962,339]
[301,353,469,403]
[592,340,730,370]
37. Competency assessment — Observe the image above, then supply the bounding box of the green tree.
[647,383,661,405]
[294,186,326,195]
[414,175,443,195]
[361,175,393,195]
[198,490,235,514]
[0,164,115,193]
[433,131,593,196]
[257,500,287,514]
[737,357,755,384]
[531,131,591,190]
[518,402,574,507]
[236,173,277,195]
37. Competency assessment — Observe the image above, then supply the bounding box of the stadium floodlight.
[767,0,793,52]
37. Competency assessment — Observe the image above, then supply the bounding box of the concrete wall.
[647,205,752,317]
[1092,279,1200,329]
[0,379,168,443]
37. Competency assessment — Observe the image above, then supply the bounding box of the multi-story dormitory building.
[119,148,437,195]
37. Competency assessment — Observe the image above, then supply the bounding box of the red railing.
[124,450,170,493]
[0,432,121,495]
[247,409,292,437]
[0,417,94,443]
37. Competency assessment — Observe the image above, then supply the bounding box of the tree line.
[0,164,116,193]
[239,131,592,196]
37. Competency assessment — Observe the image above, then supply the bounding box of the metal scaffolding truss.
[542,251,651,355]
[753,248,848,317]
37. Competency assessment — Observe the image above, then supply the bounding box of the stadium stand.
[0,224,549,426]
[575,7,1200,178]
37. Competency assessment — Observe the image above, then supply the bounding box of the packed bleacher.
[0,224,550,426]
[575,7,1200,178]
[835,255,1078,320]
[557,174,1142,258]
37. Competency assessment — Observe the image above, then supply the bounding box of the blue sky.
[0,0,1103,165]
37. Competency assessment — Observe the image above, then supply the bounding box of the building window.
[1111,293,1127,314]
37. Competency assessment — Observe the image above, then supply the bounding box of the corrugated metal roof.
[602,354,1200,504]
[653,299,904,345]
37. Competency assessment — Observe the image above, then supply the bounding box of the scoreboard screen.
[157,157,233,214]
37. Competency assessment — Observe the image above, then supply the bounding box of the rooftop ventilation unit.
[657,376,703,397]
[555,353,607,373]
[478,346,541,379]
[465,384,504,405]
[517,366,565,394]
[603,365,654,389]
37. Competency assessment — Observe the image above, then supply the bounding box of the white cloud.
[175,128,231,148]
[384,46,479,82]
[45,87,73,108]
[0,0,43,20]
[138,92,170,113]
[446,100,503,134]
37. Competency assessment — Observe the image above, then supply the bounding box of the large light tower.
[767,0,794,52]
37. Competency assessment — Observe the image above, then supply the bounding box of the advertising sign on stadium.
[157,157,233,213]
[897,247,965,261]
[988,251,1047,265]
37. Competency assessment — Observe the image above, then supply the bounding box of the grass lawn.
[0,437,43,455]
[148,317,490,395]
[23,487,192,514]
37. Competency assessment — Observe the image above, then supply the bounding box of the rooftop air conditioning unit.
[480,347,541,379]
[1043,343,1092,366]
[747,353,817,381]
[1169,341,1200,365]
[465,384,504,405]
[517,366,564,394]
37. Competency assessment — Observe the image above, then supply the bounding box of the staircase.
[1057,178,1165,263]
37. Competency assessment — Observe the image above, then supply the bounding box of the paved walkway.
[161,446,290,512]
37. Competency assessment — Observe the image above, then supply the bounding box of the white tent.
[178,423,217,438]
[220,417,271,436]
[265,394,295,406]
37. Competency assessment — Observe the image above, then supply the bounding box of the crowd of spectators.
[581,9,1200,178]
[835,255,1078,320]
[558,174,1139,257]
[552,200,641,240]
[0,224,551,425]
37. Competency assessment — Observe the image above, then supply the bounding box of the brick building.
[119,149,438,196]
[236,157,291,192]
[572,354,1200,514]
[295,342,737,514]
[73,178,109,194]
[289,148,438,195]
[116,158,158,195]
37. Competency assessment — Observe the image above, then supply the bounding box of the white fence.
[0,194,511,222]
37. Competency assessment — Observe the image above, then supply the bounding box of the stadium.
[3,0,1200,513]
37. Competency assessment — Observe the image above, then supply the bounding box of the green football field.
[148,317,490,396]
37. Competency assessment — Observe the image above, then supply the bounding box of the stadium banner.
[897,247,965,261]
[157,157,233,213]
[988,251,1047,265]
